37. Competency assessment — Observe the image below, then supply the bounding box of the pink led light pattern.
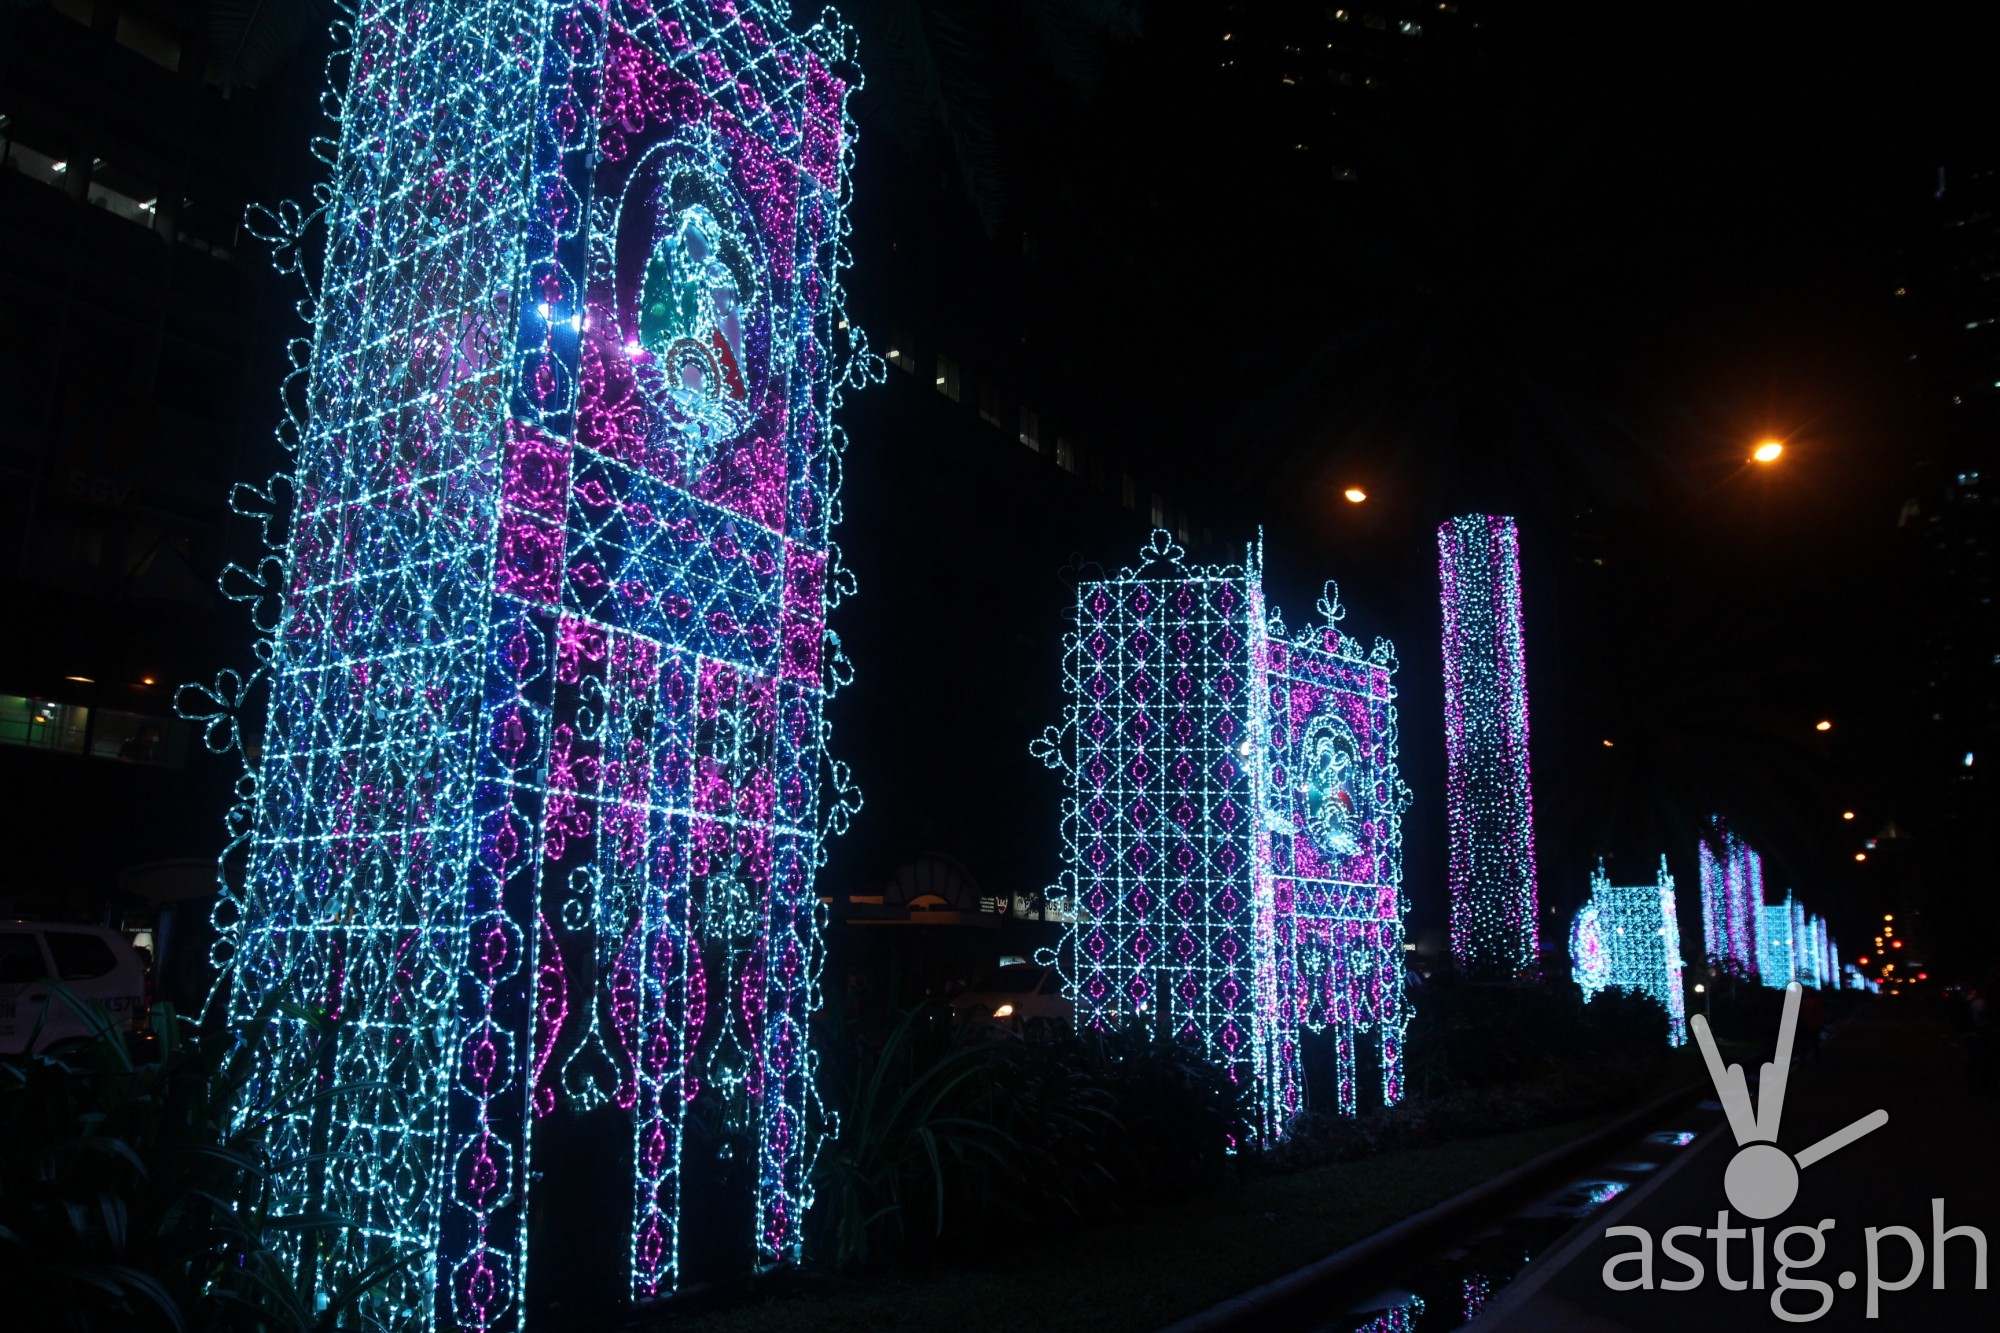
[1697,816,1761,978]
[1438,514,1540,976]
[1036,532,1412,1140]
[177,3,872,1327]
[1569,857,1687,1045]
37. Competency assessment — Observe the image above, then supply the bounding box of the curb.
[1158,1082,1708,1333]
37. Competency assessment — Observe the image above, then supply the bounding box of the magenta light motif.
[178,4,873,1328]
[1698,816,1762,978]
[1035,531,1412,1140]
[1439,514,1540,975]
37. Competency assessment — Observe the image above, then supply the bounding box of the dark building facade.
[0,1,300,923]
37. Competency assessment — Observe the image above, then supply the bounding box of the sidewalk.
[1472,1005,1998,1329]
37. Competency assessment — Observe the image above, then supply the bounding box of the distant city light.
[1854,852,1868,862]
[1815,719,1833,732]
[1752,440,1785,464]
[1964,751,1976,768]
[63,675,94,684]
[1842,810,1856,820]
[1344,486,1368,504]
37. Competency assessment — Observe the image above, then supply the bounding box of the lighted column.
[1438,514,1539,974]
[178,4,869,1327]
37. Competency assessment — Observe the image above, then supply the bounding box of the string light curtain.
[1438,514,1540,976]
[1035,531,1413,1140]
[176,2,874,1326]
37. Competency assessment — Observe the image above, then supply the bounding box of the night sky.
[826,1,1997,968]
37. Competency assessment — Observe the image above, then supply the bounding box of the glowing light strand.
[1438,514,1539,975]
[1036,531,1413,1140]
[177,3,875,1327]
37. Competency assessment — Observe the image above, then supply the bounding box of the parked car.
[949,962,1071,1033]
[0,922,147,1057]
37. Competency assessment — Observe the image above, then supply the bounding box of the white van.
[0,922,147,1056]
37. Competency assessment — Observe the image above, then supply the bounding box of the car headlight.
[993,1003,1015,1019]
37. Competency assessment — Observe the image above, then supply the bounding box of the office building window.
[1019,406,1041,452]
[978,377,1002,428]
[0,696,89,754]
[1122,472,1136,510]
[90,709,189,766]
[935,352,960,402]
[888,330,913,373]
[1151,493,1166,527]
[1056,436,1077,474]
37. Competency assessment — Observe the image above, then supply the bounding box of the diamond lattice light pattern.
[1438,514,1539,975]
[1697,816,1762,978]
[1568,857,1687,1046]
[176,3,873,1326]
[1035,532,1413,1140]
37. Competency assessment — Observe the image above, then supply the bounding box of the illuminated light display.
[1797,909,1838,991]
[1696,816,1761,978]
[1758,891,1837,991]
[1036,531,1412,1139]
[1568,857,1687,1045]
[1759,899,1797,988]
[177,3,873,1326]
[1438,514,1539,975]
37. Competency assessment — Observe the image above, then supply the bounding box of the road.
[1472,1002,1997,1329]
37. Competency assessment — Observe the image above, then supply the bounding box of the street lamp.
[1842,810,1856,821]
[1752,440,1785,464]
[1815,719,1833,732]
[1343,486,1367,504]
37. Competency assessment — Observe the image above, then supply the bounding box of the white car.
[950,963,1071,1033]
[0,922,147,1057]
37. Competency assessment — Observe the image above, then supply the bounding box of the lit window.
[1056,437,1077,474]
[888,330,913,373]
[934,352,959,401]
[1151,493,1167,527]
[1019,406,1041,453]
[977,377,1002,428]
[0,695,89,754]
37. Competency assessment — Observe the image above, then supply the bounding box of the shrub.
[0,988,415,1331]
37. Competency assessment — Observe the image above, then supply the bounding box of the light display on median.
[1438,514,1540,977]
[1036,531,1413,1139]
[1569,856,1687,1045]
[178,3,873,1326]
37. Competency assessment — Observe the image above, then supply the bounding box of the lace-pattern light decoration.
[1035,532,1413,1140]
[177,3,873,1327]
[1569,857,1687,1045]
[1438,514,1540,976]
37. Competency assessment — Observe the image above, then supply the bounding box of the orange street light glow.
[1842,810,1856,821]
[1752,440,1785,463]
[1343,486,1368,504]
[1815,719,1833,732]
[1854,852,1868,862]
